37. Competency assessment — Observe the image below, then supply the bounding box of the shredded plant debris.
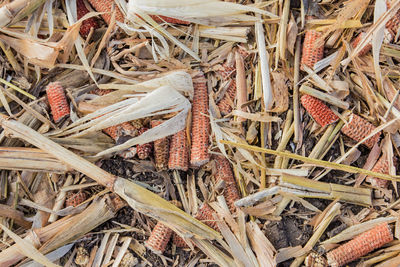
[1,0,400,266]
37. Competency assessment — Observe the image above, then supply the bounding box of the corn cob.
[326,223,393,267]
[386,0,400,36]
[190,74,210,168]
[46,82,70,123]
[340,114,381,149]
[351,32,372,57]
[136,127,153,160]
[301,25,324,70]
[136,14,190,25]
[172,202,218,248]
[172,232,188,248]
[366,155,391,188]
[87,0,125,24]
[300,94,339,127]
[195,202,219,231]
[65,191,87,207]
[214,156,240,213]
[305,252,328,267]
[102,122,139,142]
[145,221,172,254]
[168,129,189,171]
[89,89,114,96]
[77,0,99,37]
[151,120,170,171]
[217,48,250,115]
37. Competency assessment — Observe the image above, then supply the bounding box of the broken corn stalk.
[46,82,70,123]
[301,24,324,70]
[145,221,173,254]
[168,129,189,171]
[341,114,381,149]
[366,155,391,188]
[77,0,99,37]
[65,191,87,207]
[190,74,210,167]
[326,223,393,267]
[87,0,125,24]
[300,94,339,127]
[214,156,240,213]
[151,120,169,171]
[351,32,372,56]
[136,127,153,159]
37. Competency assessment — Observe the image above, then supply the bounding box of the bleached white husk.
[53,86,192,157]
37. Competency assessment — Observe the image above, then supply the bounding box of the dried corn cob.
[386,1,400,36]
[351,32,372,57]
[65,191,87,207]
[46,82,70,123]
[217,48,250,115]
[87,0,124,24]
[300,94,339,127]
[172,202,218,248]
[214,156,240,213]
[151,120,169,171]
[366,155,391,188]
[136,127,153,160]
[89,88,114,96]
[341,114,381,149]
[135,14,190,25]
[77,0,99,37]
[305,252,328,267]
[195,202,219,231]
[301,27,324,70]
[191,74,210,167]
[168,129,189,171]
[217,80,236,116]
[172,232,188,248]
[145,221,172,254]
[102,122,139,142]
[326,223,393,267]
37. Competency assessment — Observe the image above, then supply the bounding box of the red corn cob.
[217,53,235,115]
[341,114,381,149]
[190,74,210,168]
[172,202,218,248]
[214,156,240,213]
[137,127,153,160]
[136,14,190,25]
[195,202,219,231]
[89,89,114,96]
[65,191,87,207]
[145,221,172,254]
[77,0,99,37]
[351,32,372,57]
[87,0,125,24]
[366,156,391,188]
[301,28,324,71]
[326,223,393,267]
[386,0,400,36]
[300,94,339,127]
[217,80,236,116]
[168,129,189,171]
[102,122,139,142]
[172,232,189,248]
[151,120,170,171]
[46,82,70,123]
